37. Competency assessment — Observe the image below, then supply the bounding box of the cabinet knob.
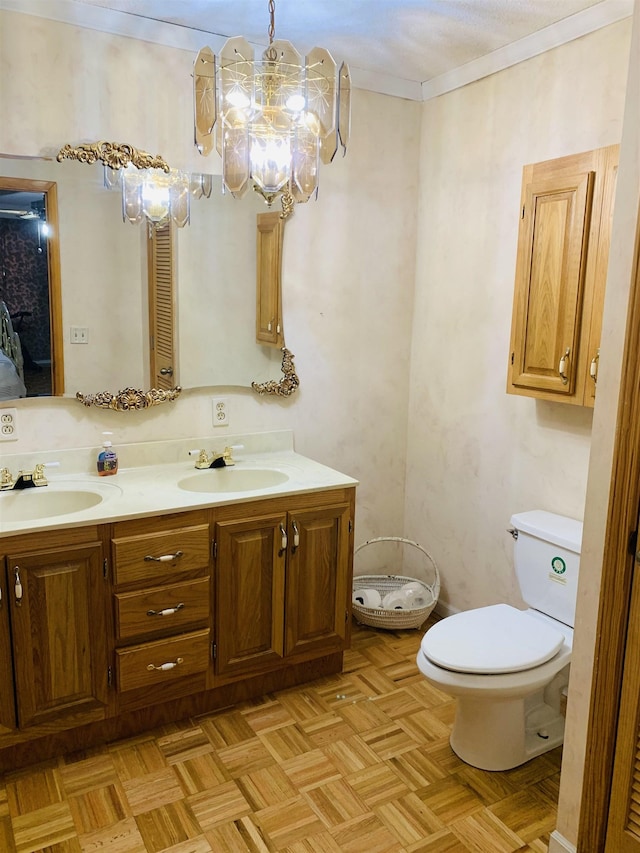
[558,347,571,385]
[278,523,287,556]
[13,567,22,606]
[291,520,300,554]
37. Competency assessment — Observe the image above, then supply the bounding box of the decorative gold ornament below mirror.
[56,141,170,172]
[251,348,299,397]
[75,386,182,411]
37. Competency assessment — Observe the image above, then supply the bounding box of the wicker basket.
[352,537,440,630]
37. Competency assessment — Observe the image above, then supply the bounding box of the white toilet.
[416,510,582,771]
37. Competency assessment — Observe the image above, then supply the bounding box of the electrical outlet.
[70,326,89,344]
[0,408,18,441]
[212,397,230,428]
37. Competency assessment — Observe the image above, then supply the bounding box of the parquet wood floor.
[0,619,561,852]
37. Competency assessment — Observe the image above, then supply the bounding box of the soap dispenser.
[97,431,118,476]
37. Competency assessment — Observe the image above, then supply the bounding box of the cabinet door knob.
[159,366,174,376]
[291,520,300,554]
[558,347,571,384]
[278,523,287,556]
[13,567,22,606]
[590,348,600,384]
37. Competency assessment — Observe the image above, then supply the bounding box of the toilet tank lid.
[510,510,583,554]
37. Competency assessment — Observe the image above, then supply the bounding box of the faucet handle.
[189,449,212,469]
[32,461,59,486]
[223,444,244,466]
[0,468,14,491]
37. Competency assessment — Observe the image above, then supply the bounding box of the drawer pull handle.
[146,657,184,672]
[144,550,184,563]
[147,603,185,617]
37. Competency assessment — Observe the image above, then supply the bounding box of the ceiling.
[6,0,634,99]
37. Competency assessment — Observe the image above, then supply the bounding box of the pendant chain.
[268,0,275,44]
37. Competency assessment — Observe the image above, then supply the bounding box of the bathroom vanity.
[0,432,357,770]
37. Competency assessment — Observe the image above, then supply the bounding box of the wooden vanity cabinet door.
[214,512,286,678]
[284,503,352,657]
[7,541,109,728]
[0,556,16,734]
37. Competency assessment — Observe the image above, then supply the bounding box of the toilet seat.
[421,603,565,675]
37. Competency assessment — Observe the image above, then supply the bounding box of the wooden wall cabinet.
[507,144,619,407]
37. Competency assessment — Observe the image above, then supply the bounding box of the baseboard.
[434,601,460,619]
[548,830,576,853]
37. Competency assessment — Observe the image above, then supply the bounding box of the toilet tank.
[510,510,583,628]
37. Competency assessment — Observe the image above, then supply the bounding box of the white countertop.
[0,431,358,537]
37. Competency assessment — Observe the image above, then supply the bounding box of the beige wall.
[406,19,631,618]
[0,9,420,547]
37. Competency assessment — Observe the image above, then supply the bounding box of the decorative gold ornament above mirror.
[56,141,170,172]
[193,0,351,212]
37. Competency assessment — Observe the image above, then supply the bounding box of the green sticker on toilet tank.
[551,556,566,575]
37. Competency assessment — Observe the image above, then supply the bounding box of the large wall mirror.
[0,151,290,404]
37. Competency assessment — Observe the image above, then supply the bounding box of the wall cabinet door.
[284,503,351,657]
[507,144,619,406]
[215,512,286,678]
[6,541,109,728]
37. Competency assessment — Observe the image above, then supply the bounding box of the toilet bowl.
[416,510,582,771]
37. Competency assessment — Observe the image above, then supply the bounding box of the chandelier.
[193,0,351,209]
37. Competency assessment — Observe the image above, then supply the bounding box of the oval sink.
[1,484,118,523]
[178,468,289,494]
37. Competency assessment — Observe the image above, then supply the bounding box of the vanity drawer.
[112,524,210,585]
[114,577,210,642]
[116,628,210,693]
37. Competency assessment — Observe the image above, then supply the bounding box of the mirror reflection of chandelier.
[194,0,351,210]
[104,166,213,228]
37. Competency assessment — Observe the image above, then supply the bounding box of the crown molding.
[422,0,633,101]
[0,0,633,103]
